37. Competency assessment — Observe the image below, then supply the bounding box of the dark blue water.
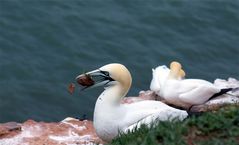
[0,1,239,122]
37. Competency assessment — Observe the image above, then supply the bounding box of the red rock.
[0,122,21,139]
[0,118,104,145]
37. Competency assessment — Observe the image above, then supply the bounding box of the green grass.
[111,106,239,145]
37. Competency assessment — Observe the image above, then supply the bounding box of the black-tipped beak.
[75,69,114,90]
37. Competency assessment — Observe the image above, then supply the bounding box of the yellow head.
[100,63,132,93]
[169,61,186,79]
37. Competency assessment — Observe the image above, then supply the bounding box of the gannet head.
[169,61,185,79]
[150,65,170,93]
[76,63,132,96]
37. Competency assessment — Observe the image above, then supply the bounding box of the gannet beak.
[75,69,115,90]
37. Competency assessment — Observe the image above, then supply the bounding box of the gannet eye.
[99,70,114,82]
[100,71,110,77]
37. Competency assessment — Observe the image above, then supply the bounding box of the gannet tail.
[231,87,239,93]
[209,87,239,100]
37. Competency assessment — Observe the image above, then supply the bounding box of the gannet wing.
[123,108,187,133]
[175,79,214,93]
[121,101,188,133]
[121,101,171,124]
[178,84,220,105]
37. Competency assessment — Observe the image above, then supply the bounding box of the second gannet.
[150,61,235,109]
[75,63,188,142]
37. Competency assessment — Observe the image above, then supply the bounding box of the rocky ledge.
[0,78,238,145]
[0,118,104,145]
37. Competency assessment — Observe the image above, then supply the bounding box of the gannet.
[150,61,234,109]
[75,63,188,142]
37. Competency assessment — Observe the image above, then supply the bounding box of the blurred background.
[0,0,238,122]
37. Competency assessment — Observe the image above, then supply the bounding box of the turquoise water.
[0,1,239,122]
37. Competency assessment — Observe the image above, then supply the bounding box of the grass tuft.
[111,106,239,145]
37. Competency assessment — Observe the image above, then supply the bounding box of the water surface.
[0,1,238,122]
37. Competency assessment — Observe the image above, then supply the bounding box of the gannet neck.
[93,79,129,141]
[93,63,132,122]
[97,83,127,106]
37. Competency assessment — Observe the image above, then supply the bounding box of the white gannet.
[150,61,234,109]
[75,63,188,142]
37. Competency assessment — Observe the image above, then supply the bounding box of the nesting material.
[68,83,75,94]
[77,74,94,86]
[68,74,95,94]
